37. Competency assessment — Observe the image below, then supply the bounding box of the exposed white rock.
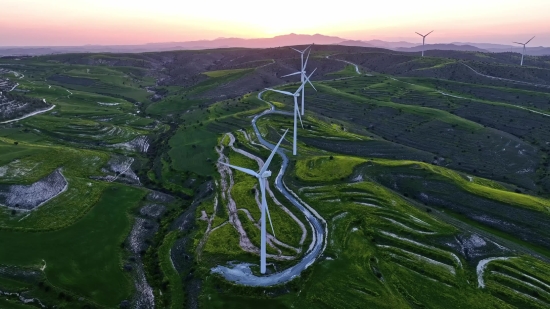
[0,168,68,210]
[110,136,150,153]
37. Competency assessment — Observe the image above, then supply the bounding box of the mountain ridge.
[1,33,549,56]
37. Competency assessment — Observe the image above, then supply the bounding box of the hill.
[1,44,550,309]
[397,44,489,53]
[3,33,550,57]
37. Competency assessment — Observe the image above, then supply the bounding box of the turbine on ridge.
[282,45,317,115]
[219,129,289,274]
[415,30,434,57]
[513,36,535,66]
[266,69,316,156]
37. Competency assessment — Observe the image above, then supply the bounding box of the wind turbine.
[220,129,289,274]
[282,45,316,115]
[266,69,316,156]
[514,36,535,66]
[415,30,434,57]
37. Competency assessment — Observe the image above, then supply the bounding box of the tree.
[13,141,18,145]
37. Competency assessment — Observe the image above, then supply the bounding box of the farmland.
[1,45,550,308]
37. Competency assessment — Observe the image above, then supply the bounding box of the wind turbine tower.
[514,36,535,66]
[220,129,289,274]
[266,70,316,156]
[283,45,315,115]
[415,30,434,57]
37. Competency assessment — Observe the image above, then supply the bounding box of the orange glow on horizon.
[2,0,550,46]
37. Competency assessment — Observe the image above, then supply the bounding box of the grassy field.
[168,93,268,175]
[0,185,145,307]
[3,46,550,308]
[327,64,359,77]
[158,231,185,309]
[196,73,550,308]
[0,57,164,307]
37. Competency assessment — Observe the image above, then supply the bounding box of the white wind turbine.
[514,36,535,66]
[220,129,289,274]
[282,45,316,115]
[266,69,316,156]
[415,30,434,57]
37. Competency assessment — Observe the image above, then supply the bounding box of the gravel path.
[0,104,55,124]
[461,62,550,89]
[326,55,361,75]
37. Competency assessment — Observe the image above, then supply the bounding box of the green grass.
[203,69,251,78]
[269,157,519,308]
[0,137,119,231]
[147,69,254,116]
[316,82,483,130]
[0,57,167,307]
[327,64,359,77]
[0,185,146,307]
[159,231,185,309]
[295,156,365,182]
[370,159,550,213]
[5,47,550,309]
[0,298,37,309]
[203,221,250,259]
[168,93,267,175]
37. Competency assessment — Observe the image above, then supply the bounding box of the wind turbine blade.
[219,162,259,177]
[305,73,317,91]
[259,129,289,175]
[281,72,301,78]
[260,179,276,237]
[295,100,304,128]
[295,68,317,95]
[265,88,294,96]
[513,42,524,45]
[307,79,317,91]
[303,49,311,70]
[290,47,301,53]
[307,68,317,80]
[526,36,535,44]
[265,202,276,237]
[415,32,423,37]
[426,30,434,36]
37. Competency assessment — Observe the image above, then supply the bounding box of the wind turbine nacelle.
[261,170,272,178]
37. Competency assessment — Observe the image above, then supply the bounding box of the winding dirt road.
[211,91,328,286]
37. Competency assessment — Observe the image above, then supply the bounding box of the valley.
[1,45,550,308]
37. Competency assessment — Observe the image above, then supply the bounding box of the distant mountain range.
[1,33,549,56]
[396,44,489,53]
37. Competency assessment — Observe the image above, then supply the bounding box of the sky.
[2,0,550,46]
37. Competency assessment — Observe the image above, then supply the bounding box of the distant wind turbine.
[513,36,535,66]
[266,69,316,156]
[415,30,434,57]
[282,45,317,115]
[220,129,289,274]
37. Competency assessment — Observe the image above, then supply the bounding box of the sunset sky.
[2,0,550,46]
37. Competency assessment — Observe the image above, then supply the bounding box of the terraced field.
[0,56,177,308]
[1,46,550,308]
[197,49,550,308]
